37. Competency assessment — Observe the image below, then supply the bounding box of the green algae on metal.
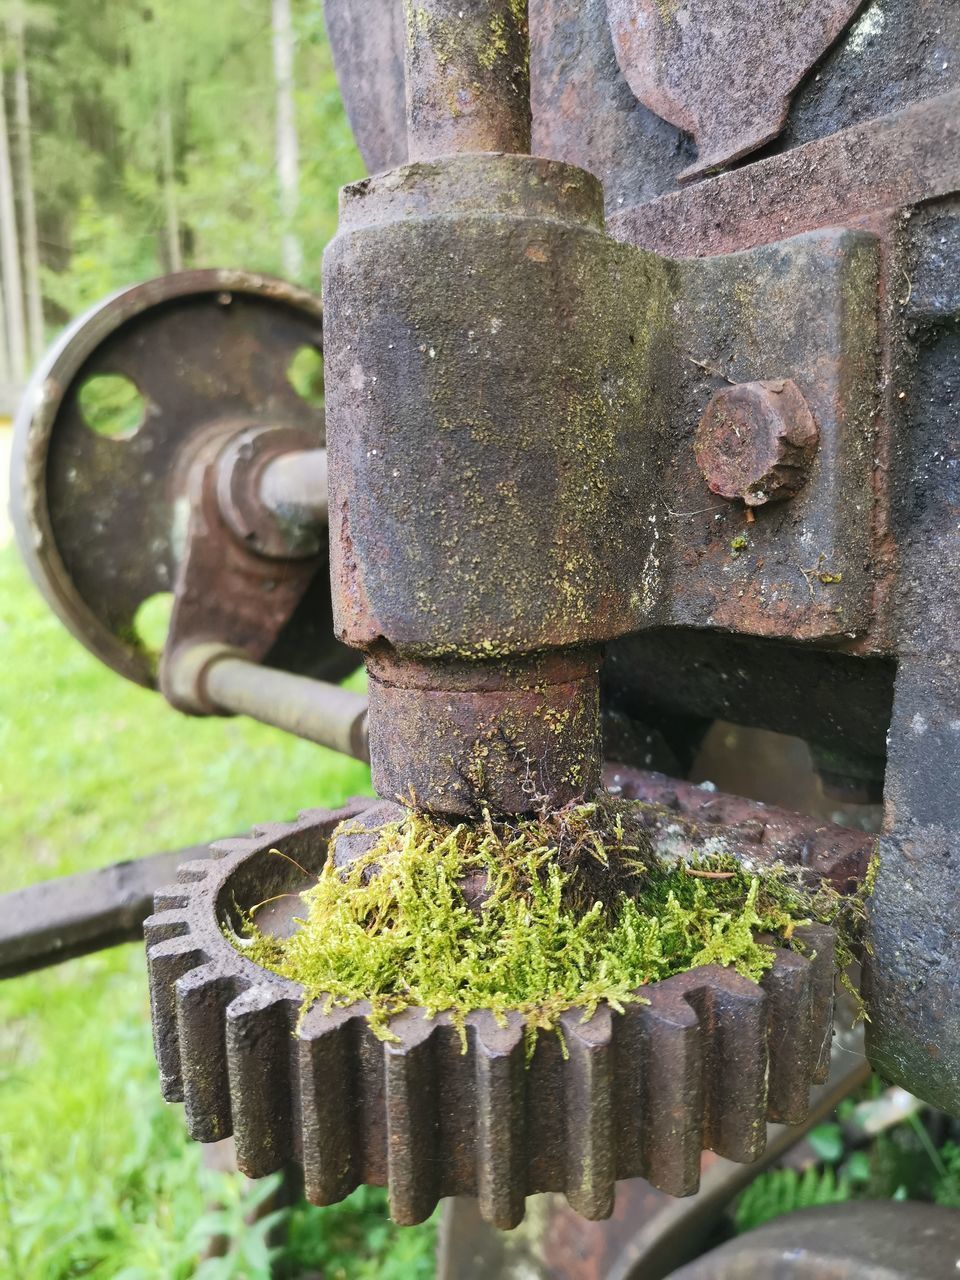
[231,795,857,1056]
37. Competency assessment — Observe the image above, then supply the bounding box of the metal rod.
[0,843,206,978]
[203,655,370,762]
[258,445,328,530]
[404,0,531,160]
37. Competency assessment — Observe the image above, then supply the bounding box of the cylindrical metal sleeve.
[324,152,666,658]
[404,0,531,160]
[366,649,601,814]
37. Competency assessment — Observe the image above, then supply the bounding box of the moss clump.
[234,798,855,1054]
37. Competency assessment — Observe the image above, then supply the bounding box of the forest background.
[0,0,358,407]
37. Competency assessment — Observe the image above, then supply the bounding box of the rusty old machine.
[5,0,960,1274]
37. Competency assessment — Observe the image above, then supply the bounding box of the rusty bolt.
[694,378,819,507]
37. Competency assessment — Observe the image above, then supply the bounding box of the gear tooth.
[153,884,191,911]
[525,1029,568,1195]
[793,926,836,1082]
[146,935,206,1101]
[632,981,702,1196]
[143,909,190,947]
[383,1013,439,1226]
[250,821,295,841]
[354,1016,387,1184]
[297,805,356,826]
[561,1006,615,1221]
[298,1006,360,1206]
[210,839,249,859]
[682,967,768,1163]
[176,964,239,1143]
[762,950,814,1124]
[471,1011,526,1229]
[226,985,297,1179]
[177,860,212,883]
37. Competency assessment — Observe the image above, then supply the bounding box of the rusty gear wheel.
[145,801,836,1227]
[10,269,353,690]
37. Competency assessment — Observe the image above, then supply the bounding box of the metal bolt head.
[694,378,819,507]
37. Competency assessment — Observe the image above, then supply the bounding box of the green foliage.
[734,1165,853,1234]
[22,0,363,329]
[807,1122,845,1164]
[239,800,849,1051]
[0,545,436,1277]
[77,372,146,437]
[734,1087,960,1237]
[287,1188,438,1280]
[933,1142,960,1207]
[287,343,325,406]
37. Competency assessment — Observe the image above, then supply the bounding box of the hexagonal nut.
[694,379,819,507]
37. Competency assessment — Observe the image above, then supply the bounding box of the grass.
[0,543,437,1278]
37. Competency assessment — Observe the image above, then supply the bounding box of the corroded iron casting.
[145,781,840,1227]
[8,0,960,1256]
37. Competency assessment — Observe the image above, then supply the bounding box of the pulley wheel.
[10,269,352,688]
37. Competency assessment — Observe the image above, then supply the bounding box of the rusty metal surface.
[216,430,326,559]
[610,89,960,258]
[437,1025,870,1280]
[160,432,322,711]
[323,136,888,808]
[323,152,650,659]
[531,0,692,207]
[322,0,408,175]
[404,0,531,161]
[367,651,601,815]
[9,270,352,689]
[604,633,893,799]
[145,796,837,1226]
[201,654,370,761]
[603,765,874,895]
[606,0,861,182]
[661,229,881,645]
[694,380,819,508]
[669,1202,960,1279]
[327,3,958,212]
[0,843,206,979]
[322,149,664,811]
[258,445,330,553]
[776,0,960,157]
[864,197,960,1115]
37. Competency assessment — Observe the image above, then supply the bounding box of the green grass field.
[0,543,437,1278]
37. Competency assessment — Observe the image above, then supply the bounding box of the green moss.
[731,534,749,557]
[232,796,858,1056]
[864,843,880,897]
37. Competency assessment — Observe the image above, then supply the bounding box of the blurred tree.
[0,0,362,385]
[0,17,24,383]
[8,1,47,361]
[273,0,302,280]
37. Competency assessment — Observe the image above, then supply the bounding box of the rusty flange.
[145,796,837,1228]
[10,269,350,688]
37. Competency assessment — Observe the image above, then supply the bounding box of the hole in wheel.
[77,373,147,439]
[133,592,174,668]
[287,345,324,408]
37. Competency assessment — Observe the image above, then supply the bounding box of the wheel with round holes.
[10,269,355,688]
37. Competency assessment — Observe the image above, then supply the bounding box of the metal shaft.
[258,446,328,530]
[201,653,369,762]
[404,0,531,160]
